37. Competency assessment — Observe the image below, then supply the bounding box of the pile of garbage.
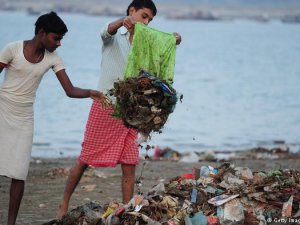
[44,163,300,225]
[108,70,179,138]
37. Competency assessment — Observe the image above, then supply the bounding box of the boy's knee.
[121,164,136,178]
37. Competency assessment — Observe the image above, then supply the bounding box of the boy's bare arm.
[55,69,111,107]
[107,16,136,36]
[107,17,125,35]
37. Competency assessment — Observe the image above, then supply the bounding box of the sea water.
[0,11,299,157]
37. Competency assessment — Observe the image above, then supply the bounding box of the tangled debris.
[108,70,179,138]
[43,202,104,225]
[44,163,300,225]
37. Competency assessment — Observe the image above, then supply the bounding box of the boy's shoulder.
[3,40,23,49]
[9,40,23,46]
[0,41,23,53]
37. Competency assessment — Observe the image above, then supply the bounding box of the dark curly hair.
[126,0,157,16]
[35,11,68,35]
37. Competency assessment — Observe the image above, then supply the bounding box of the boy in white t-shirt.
[0,11,109,225]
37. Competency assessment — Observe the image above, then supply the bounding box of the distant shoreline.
[0,2,300,21]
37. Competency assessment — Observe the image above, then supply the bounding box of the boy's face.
[129,7,155,25]
[42,32,64,52]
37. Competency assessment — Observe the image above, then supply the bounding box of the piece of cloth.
[97,24,131,99]
[123,22,176,84]
[78,101,139,167]
[0,41,64,180]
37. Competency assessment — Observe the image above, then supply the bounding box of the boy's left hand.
[173,32,182,45]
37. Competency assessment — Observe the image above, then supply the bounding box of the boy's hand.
[173,32,182,45]
[123,16,136,35]
[90,90,112,108]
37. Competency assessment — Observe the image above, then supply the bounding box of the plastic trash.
[207,216,218,225]
[282,195,293,217]
[208,194,240,206]
[200,166,211,177]
[101,206,116,219]
[146,182,165,198]
[191,188,198,203]
[178,173,194,182]
[115,207,125,216]
[197,177,214,186]
[235,167,253,180]
[204,186,217,194]
[126,211,162,225]
[218,199,245,225]
[167,218,180,225]
[184,211,207,225]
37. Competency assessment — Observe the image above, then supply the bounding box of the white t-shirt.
[98,24,131,96]
[0,40,64,104]
[0,40,64,180]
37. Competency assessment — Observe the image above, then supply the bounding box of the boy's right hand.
[123,16,136,35]
[90,90,112,108]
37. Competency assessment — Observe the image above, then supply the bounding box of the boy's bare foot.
[57,204,68,220]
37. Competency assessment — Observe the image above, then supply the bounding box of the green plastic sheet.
[123,22,176,84]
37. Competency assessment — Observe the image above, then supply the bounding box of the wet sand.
[1,157,300,224]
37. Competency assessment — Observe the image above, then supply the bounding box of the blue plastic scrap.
[191,188,198,203]
[184,212,208,225]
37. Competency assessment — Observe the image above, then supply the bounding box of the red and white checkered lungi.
[78,100,139,167]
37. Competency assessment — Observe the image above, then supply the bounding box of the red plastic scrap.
[177,173,194,182]
[207,216,218,225]
[115,207,125,216]
[282,196,293,217]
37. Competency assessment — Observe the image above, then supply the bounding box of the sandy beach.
[0,157,300,224]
